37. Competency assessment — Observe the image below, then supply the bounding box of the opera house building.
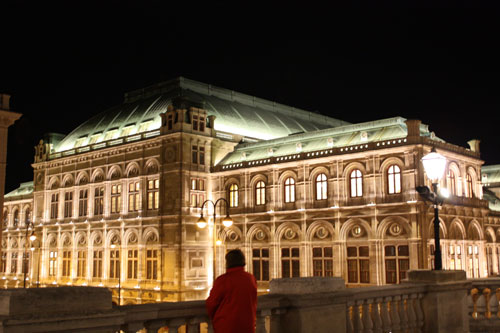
[2,77,500,304]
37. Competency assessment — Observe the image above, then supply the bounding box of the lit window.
[127,250,138,279]
[109,249,120,279]
[387,165,401,194]
[284,177,296,203]
[93,250,103,278]
[229,184,239,207]
[146,249,158,280]
[111,184,122,214]
[315,173,327,200]
[10,252,18,274]
[77,250,86,278]
[350,169,363,198]
[13,210,19,227]
[62,250,71,277]
[256,181,266,206]
[147,179,159,210]
[94,187,104,215]
[190,178,205,207]
[49,251,57,276]
[128,182,141,212]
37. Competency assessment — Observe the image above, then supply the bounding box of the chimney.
[0,94,11,110]
[467,139,480,153]
[405,119,421,138]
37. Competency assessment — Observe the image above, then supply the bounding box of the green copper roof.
[55,77,350,152]
[218,117,437,165]
[483,188,500,212]
[4,181,34,199]
[482,165,500,186]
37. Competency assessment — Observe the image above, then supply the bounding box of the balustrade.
[469,277,500,332]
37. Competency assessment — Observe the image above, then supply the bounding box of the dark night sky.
[1,2,500,193]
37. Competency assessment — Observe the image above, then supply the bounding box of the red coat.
[206,266,257,333]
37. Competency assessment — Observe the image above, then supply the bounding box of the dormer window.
[167,114,173,130]
[88,133,102,145]
[193,115,199,131]
[74,136,88,148]
[138,120,153,133]
[103,129,118,141]
[192,114,205,132]
[121,125,135,137]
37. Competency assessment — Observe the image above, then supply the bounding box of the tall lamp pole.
[417,147,447,270]
[23,221,36,288]
[196,199,233,282]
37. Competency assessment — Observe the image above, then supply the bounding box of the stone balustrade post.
[406,270,471,333]
[269,277,347,333]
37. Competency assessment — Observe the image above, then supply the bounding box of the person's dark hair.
[225,249,246,268]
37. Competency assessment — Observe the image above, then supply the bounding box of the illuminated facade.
[1,77,498,303]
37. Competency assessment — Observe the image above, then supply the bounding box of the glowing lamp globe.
[196,216,207,229]
[222,215,233,228]
[29,234,36,242]
[422,149,446,183]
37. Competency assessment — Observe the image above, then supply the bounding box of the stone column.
[0,94,22,268]
[406,270,471,332]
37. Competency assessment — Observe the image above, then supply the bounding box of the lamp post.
[417,147,447,270]
[110,244,121,305]
[196,199,233,282]
[23,221,36,288]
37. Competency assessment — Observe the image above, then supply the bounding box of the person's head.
[225,249,246,269]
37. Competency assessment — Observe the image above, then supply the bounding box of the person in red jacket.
[206,249,257,333]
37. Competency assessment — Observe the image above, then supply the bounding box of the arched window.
[255,181,266,206]
[350,169,363,198]
[447,170,457,196]
[24,208,31,226]
[466,173,474,198]
[2,210,7,228]
[315,173,327,200]
[387,165,401,194]
[229,184,239,207]
[284,177,296,203]
[13,210,19,228]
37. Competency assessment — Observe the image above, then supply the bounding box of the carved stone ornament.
[78,235,87,246]
[128,167,139,177]
[351,225,363,238]
[284,228,297,240]
[165,148,175,163]
[110,234,120,245]
[48,236,57,247]
[128,233,138,244]
[389,223,403,236]
[254,230,266,241]
[146,232,158,244]
[147,163,158,174]
[94,235,102,245]
[2,240,6,248]
[315,226,329,239]
[36,173,43,185]
[227,231,239,242]
[63,236,72,246]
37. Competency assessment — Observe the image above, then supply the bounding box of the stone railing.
[468,277,500,332]
[2,271,499,333]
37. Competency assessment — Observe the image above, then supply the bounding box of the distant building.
[1,77,497,303]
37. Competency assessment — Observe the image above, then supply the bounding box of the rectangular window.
[281,247,300,278]
[384,245,409,284]
[77,250,86,278]
[62,250,71,277]
[93,250,102,278]
[199,117,205,132]
[127,249,138,279]
[88,133,101,145]
[111,184,122,214]
[192,115,198,131]
[78,189,88,217]
[94,187,104,215]
[64,192,73,218]
[192,145,205,165]
[49,251,57,276]
[128,182,140,212]
[147,179,159,210]
[10,252,17,274]
[190,178,206,207]
[146,249,158,280]
[167,115,173,130]
[1,253,6,273]
[312,247,333,277]
[109,250,120,279]
[50,193,59,219]
[347,246,370,284]
[252,248,270,281]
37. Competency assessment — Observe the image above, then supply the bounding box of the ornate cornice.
[0,110,22,128]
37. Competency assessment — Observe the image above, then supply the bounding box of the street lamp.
[110,244,121,305]
[417,147,447,270]
[196,199,233,282]
[23,221,36,288]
